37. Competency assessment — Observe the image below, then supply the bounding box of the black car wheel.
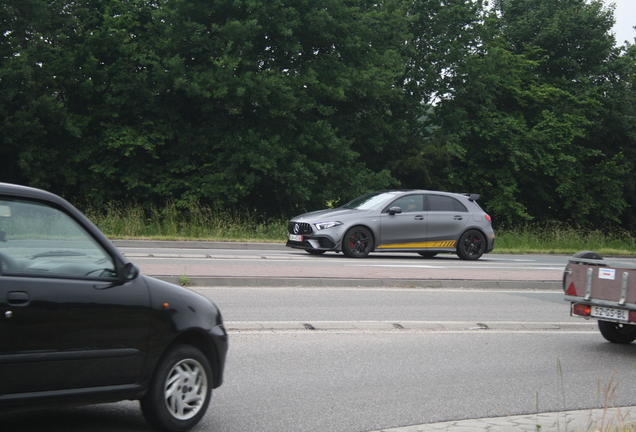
[598,320,636,344]
[342,226,373,258]
[457,230,485,260]
[141,344,212,432]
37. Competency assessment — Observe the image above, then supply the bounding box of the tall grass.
[495,222,636,256]
[82,201,287,242]
[82,203,636,255]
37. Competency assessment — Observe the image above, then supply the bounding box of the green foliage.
[495,0,616,83]
[1,0,635,229]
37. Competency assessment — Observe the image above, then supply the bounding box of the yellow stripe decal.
[377,240,456,249]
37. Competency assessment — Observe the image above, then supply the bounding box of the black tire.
[342,226,373,258]
[417,252,437,258]
[571,250,604,263]
[305,249,326,255]
[564,251,605,290]
[456,230,486,260]
[598,320,636,344]
[141,344,213,432]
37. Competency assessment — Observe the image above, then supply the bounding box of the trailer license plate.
[289,234,303,241]
[591,306,629,321]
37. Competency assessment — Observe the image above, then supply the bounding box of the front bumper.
[286,236,338,251]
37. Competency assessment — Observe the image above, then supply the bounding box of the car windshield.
[341,192,398,210]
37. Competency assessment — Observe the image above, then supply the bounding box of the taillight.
[485,214,492,223]
[572,304,591,317]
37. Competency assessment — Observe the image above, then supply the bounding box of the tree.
[494,0,616,84]
[388,0,486,191]
[126,0,406,213]
[0,0,158,199]
[432,0,630,225]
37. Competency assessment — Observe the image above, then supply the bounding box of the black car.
[0,183,227,432]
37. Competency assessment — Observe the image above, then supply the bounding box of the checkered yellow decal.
[377,240,456,249]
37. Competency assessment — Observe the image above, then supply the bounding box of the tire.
[342,226,373,258]
[564,251,604,290]
[456,230,485,260]
[305,249,326,255]
[141,344,212,432]
[570,251,604,264]
[417,252,437,258]
[598,320,636,344]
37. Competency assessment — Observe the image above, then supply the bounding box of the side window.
[428,195,468,212]
[0,199,116,279]
[385,195,424,213]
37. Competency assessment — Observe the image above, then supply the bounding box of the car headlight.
[314,221,342,230]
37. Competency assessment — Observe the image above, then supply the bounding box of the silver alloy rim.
[164,358,208,420]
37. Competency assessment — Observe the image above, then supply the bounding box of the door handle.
[414,215,424,220]
[7,291,30,306]
[454,216,463,220]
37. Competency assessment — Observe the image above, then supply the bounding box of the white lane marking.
[347,264,562,270]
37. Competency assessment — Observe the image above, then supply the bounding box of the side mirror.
[124,262,139,281]
[388,206,403,215]
[94,263,139,290]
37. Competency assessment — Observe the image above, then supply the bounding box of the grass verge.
[487,222,634,256]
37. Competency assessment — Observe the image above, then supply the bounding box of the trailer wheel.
[598,320,636,344]
[571,251,604,264]
[564,251,605,291]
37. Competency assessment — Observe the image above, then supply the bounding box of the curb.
[368,405,636,431]
[155,276,562,290]
[112,239,286,250]
[220,320,596,332]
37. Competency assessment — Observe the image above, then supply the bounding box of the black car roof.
[0,182,66,203]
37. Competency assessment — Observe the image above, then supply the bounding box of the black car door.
[0,198,150,396]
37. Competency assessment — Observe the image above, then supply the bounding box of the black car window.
[385,195,424,213]
[0,198,116,279]
[427,195,468,212]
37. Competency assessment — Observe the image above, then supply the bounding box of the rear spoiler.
[468,194,480,202]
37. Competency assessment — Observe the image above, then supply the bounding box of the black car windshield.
[341,192,398,210]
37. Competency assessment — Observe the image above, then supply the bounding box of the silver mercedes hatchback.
[286,190,495,260]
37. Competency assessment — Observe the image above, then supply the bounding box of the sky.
[607,0,636,45]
